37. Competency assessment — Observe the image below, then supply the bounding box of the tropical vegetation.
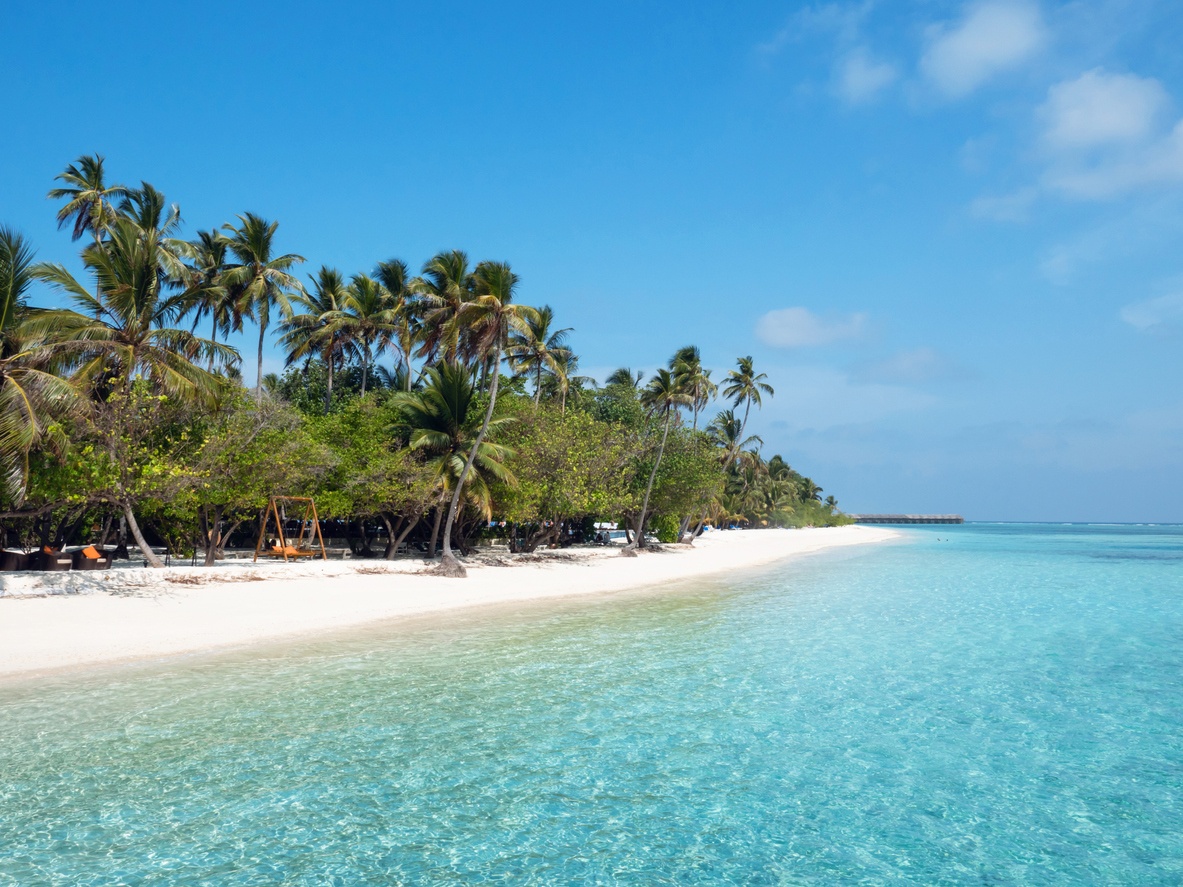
[0,155,849,575]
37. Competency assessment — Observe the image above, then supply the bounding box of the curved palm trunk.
[361,341,370,396]
[123,500,164,568]
[437,345,502,577]
[624,408,672,556]
[534,363,542,406]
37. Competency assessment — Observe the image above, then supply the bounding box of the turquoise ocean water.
[1,524,1182,885]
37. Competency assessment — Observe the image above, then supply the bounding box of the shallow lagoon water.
[1,524,1182,885]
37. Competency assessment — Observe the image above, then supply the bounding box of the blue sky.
[3,1,1182,521]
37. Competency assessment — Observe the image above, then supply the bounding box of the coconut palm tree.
[391,362,515,557]
[671,345,717,429]
[604,367,643,389]
[179,229,237,361]
[626,366,692,554]
[411,250,472,367]
[507,304,573,406]
[47,154,128,245]
[279,267,349,413]
[33,216,235,566]
[117,183,183,241]
[339,273,398,397]
[722,356,774,437]
[0,228,77,502]
[434,260,537,576]
[375,258,418,390]
[707,409,763,467]
[221,214,304,404]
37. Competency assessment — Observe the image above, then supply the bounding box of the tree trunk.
[361,343,369,396]
[534,364,542,406]
[256,321,266,406]
[438,345,502,577]
[428,506,443,558]
[383,514,421,559]
[623,409,672,556]
[202,505,224,566]
[124,501,164,568]
[325,351,334,414]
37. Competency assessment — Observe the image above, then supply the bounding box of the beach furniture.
[72,545,112,571]
[1,550,30,571]
[36,547,73,571]
[254,496,328,562]
[266,544,317,559]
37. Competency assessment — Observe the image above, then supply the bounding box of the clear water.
[2,524,1182,885]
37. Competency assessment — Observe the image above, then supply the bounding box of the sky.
[2,0,1182,522]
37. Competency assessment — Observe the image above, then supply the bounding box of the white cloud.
[1042,120,1183,199]
[920,1,1046,99]
[970,186,1038,221]
[975,70,1183,212]
[1120,292,1183,332]
[1040,69,1170,150]
[756,307,869,348]
[834,50,897,103]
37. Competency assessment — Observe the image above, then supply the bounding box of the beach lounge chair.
[1,550,30,571]
[72,545,112,571]
[36,547,73,571]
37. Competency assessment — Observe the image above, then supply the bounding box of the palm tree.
[340,273,398,397]
[33,216,234,566]
[47,154,128,245]
[671,345,717,429]
[604,367,643,389]
[507,304,573,406]
[626,366,692,554]
[179,229,236,361]
[118,183,183,240]
[435,260,537,576]
[411,250,472,366]
[221,214,304,404]
[722,356,774,437]
[375,258,418,390]
[0,228,77,503]
[707,409,763,466]
[392,363,516,557]
[279,267,350,413]
[540,349,594,415]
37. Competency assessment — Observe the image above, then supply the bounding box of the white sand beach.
[0,525,897,680]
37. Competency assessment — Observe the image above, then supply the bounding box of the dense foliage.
[0,155,847,570]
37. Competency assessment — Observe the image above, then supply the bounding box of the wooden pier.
[849,514,964,525]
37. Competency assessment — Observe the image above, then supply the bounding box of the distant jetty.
[849,514,964,525]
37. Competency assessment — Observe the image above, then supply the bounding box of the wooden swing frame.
[253,496,328,562]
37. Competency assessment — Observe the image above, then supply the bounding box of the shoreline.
[0,526,899,681]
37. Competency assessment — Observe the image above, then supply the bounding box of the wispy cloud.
[754,364,937,432]
[756,307,869,348]
[1039,69,1169,151]
[756,1,876,57]
[970,186,1038,221]
[834,50,897,104]
[1120,292,1183,333]
[973,69,1183,217]
[920,1,1047,99]
[851,347,966,384]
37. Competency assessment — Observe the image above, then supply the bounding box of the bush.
[650,513,681,543]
